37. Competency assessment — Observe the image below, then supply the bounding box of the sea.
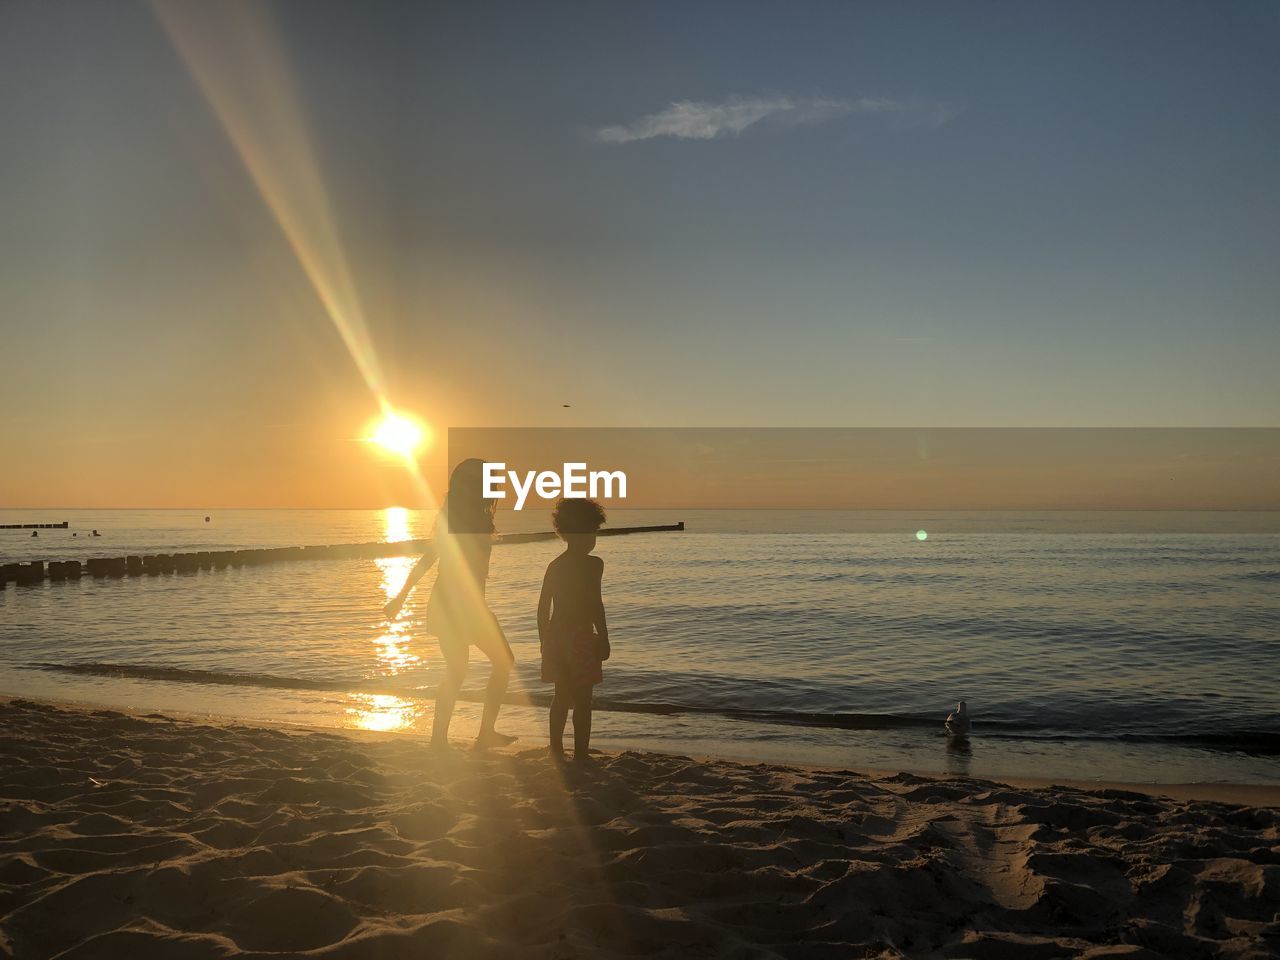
[2,508,1278,785]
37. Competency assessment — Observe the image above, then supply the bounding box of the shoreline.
[11,690,1280,810]
[7,692,1280,807]
[3,695,1279,957]
[9,682,1280,802]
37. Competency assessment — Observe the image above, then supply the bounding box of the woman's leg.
[475,615,515,747]
[432,636,468,747]
[549,683,570,758]
[571,684,593,763]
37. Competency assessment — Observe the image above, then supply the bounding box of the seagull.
[945,701,971,738]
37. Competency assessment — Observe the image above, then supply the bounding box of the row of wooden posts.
[0,522,69,529]
[0,522,684,586]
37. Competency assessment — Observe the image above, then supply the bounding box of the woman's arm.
[384,546,437,619]
[592,557,609,660]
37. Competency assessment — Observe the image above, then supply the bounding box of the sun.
[366,410,429,460]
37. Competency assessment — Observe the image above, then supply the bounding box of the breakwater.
[0,522,684,585]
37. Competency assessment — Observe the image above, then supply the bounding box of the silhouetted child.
[538,498,609,765]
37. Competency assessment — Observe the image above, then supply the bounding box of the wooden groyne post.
[1,521,685,585]
[497,521,684,545]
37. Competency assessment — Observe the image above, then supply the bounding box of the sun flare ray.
[152,2,439,507]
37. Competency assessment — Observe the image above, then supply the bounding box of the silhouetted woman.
[385,458,516,749]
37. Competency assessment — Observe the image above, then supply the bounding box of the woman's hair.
[438,458,497,534]
[552,497,607,536]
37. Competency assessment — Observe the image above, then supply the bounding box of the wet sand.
[1,697,1277,958]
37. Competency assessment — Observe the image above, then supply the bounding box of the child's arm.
[536,564,554,650]
[592,556,609,660]
[384,546,437,619]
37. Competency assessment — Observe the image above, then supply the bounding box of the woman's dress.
[424,532,507,660]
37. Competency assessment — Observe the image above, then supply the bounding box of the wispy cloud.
[595,95,953,144]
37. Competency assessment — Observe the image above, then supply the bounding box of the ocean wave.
[1237,570,1280,582]
[30,661,1280,754]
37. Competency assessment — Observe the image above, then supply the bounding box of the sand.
[1,698,1277,959]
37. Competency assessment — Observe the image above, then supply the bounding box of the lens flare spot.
[916,529,928,541]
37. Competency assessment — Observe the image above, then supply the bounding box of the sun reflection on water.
[383,505,412,544]
[344,693,422,732]
[346,507,426,732]
[375,507,421,671]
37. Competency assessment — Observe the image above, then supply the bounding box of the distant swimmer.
[205,516,211,523]
[91,529,101,537]
[945,701,971,738]
[31,530,37,537]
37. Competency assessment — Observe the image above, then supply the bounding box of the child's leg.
[549,683,570,756]
[570,684,593,762]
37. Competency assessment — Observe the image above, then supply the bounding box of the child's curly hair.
[552,497,607,536]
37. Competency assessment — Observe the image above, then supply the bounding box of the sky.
[1,0,1277,508]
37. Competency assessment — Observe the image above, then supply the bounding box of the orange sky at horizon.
[4,425,1279,512]
[0,410,451,510]
[451,428,1280,514]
